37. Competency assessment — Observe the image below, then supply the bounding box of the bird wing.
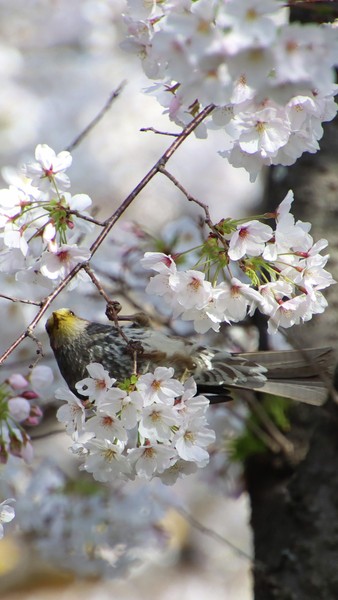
[197,347,334,405]
[237,347,334,379]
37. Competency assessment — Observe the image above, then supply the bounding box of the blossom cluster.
[6,459,165,577]
[0,144,93,287]
[0,365,52,464]
[56,363,216,485]
[142,190,335,334]
[122,0,338,180]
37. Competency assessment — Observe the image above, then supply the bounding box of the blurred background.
[0,1,265,598]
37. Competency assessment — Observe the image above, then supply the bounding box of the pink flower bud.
[21,390,39,400]
[24,405,43,427]
[8,374,28,390]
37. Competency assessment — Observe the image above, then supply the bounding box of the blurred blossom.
[8,460,166,577]
[29,365,54,394]
[24,144,72,191]
[0,497,15,539]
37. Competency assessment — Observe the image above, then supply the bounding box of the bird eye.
[69,310,75,316]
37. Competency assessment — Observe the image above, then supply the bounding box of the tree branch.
[0,103,215,366]
[65,82,126,152]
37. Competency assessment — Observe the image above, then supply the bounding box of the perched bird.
[46,308,334,406]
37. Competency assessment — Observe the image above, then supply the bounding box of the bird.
[46,308,334,406]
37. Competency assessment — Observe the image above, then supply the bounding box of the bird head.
[46,308,88,349]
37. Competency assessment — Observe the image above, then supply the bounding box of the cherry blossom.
[128,443,177,479]
[267,296,308,334]
[136,367,184,405]
[82,439,132,483]
[58,364,215,484]
[55,387,86,435]
[0,499,15,539]
[75,363,117,402]
[85,411,128,444]
[139,403,177,443]
[181,288,230,334]
[228,220,273,260]
[24,143,72,191]
[219,278,262,323]
[100,389,143,429]
[123,0,338,180]
[170,269,212,309]
[141,251,177,273]
[174,415,215,463]
[39,243,91,281]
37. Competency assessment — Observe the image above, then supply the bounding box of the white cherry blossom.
[136,367,184,405]
[24,144,72,191]
[228,220,273,260]
[82,439,132,482]
[267,296,308,334]
[220,278,262,322]
[170,269,212,310]
[76,363,116,402]
[123,0,338,180]
[39,244,91,280]
[181,284,231,333]
[139,403,177,443]
[141,251,177,273]
[55,387,86,435]
[174,416,216,464]
[58,363,215,484]
[128,443,177,479]
[85,412,128,444]
[100,389,143,429]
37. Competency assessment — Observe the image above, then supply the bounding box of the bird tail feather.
[235,347,334,405]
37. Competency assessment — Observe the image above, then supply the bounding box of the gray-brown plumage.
[46,309,334,405]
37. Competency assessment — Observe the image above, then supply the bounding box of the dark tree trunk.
[245,0,338,579]
[246,110,338,598]
[247,398,338,600]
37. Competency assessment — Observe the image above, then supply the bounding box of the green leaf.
[262,395,291,431]
[229,396,291,463]
[229,431,266,462]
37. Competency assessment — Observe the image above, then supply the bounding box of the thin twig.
[159,166,213,222]
[26,329,44,368]
[231,402,286,454]
[66,82,127,152]
[84,265,131,342]
[175,505,253,562]
[140,126,180,137]
[0,295,42,306]
[0,104,215,366]
[84,264,113,305]
[67,210,105,226]
[84,264,143,376]
[94,104,215,250]
[245,395,294,455]
[159,166,229,251]
[81,269,161,324]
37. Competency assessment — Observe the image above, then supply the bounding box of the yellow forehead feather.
[46,308,87,341]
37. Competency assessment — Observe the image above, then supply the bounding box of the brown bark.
[247,112,338,598]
